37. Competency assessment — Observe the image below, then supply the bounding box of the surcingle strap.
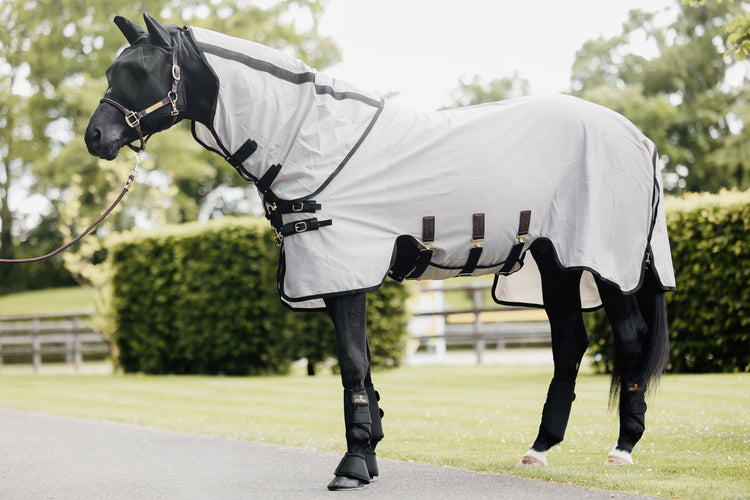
[459,213,485,276]
[421,216,435,248]
[406,216,436,279]
[498,210,531,275]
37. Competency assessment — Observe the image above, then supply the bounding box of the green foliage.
[724,11,750,60]
[572,2,750,194]
[445,73,530,109]
[588,189,750,373]
[289,279,409,374]
[106,217,408,374]
[1,0,340,289]
[683,0,750,60]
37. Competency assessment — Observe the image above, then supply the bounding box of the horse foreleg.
[520,245,588,466]
[324,292,382,490]
[366,384,384,476]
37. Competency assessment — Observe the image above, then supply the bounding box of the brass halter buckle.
[125,112,140,128]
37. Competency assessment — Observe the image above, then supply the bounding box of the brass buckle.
[294,221,308,233]
[125,112,140,128]
[291,202,304,212]
[516,233,527,245]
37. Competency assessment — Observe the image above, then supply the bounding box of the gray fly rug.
[189,27,676,311]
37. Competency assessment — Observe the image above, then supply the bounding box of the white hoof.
[517,449,547,467]
[605,446,633,465]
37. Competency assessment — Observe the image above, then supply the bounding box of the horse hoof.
[606,447,634,465]
[517,455,546,467]
[605,455,633,465]
[327,475,367,490]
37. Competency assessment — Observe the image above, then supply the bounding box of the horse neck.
[176,30,218,126]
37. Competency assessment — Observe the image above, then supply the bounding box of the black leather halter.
[99,49,182,152]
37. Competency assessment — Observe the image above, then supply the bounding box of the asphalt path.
[0,408,661,500]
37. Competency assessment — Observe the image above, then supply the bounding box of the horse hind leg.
[596,271,668,465]
[520,243,589,466]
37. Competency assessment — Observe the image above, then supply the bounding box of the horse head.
[85,14,185,160]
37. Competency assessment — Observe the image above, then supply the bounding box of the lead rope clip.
[125,151,143,190]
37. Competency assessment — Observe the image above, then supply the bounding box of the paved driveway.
[0,408,659,499]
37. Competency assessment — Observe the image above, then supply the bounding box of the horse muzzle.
[84,104,136,161]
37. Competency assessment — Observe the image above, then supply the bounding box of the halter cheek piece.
[99,49,181,152]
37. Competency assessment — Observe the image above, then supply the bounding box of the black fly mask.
[98,15,186,151]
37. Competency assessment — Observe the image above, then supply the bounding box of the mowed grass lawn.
[0,286,96,315]
[0,365,747,499]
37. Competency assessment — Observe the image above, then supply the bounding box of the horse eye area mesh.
[104,45,176,133]
[105,46,172,110]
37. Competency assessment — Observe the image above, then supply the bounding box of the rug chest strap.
[278,217,332,238]
[459,213,485,277]
[498,210,531,275]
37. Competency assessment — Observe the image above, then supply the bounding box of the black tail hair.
[609,269,670,405]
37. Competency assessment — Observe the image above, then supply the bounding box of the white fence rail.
[0,311,110,373]
[407,282,550,364]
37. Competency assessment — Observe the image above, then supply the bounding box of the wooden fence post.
[72,315,83,372]
[32,316,41,373]
[471,287,485,364]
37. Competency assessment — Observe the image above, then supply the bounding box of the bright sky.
[317,0,677,111]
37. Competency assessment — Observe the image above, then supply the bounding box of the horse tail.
[639,269,670,389]
[609,269,669,404]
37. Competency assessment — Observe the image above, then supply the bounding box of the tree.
[445,73,530,108]
[0,0,340,290]
[684,0,750,61]
[571,1,750,193]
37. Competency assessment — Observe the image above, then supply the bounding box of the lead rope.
[0,152,143,264]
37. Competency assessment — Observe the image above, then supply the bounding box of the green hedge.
[588,189,750,373]
[106,217,409,375]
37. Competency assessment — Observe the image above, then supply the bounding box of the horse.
[85,14,675,490]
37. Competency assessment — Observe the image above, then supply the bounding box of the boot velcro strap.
[365,451,379,478]
[351,405,371,425]
[334,452,370,483]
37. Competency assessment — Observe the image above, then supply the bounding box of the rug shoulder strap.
[226,139,258,172]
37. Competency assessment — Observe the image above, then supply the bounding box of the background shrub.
[106,217,408,375]
[588,189,750,373]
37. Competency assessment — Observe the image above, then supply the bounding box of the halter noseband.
[99,48,181,152]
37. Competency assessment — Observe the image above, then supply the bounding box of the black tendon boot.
[532,378,576,452]
[365,386,384,478]
[328,389,372,490]
[606,383,646,465]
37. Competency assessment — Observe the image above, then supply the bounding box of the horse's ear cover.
[114,16,147,45]
[143,13,172,47]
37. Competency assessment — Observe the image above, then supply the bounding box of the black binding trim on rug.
[195,41,381,108]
